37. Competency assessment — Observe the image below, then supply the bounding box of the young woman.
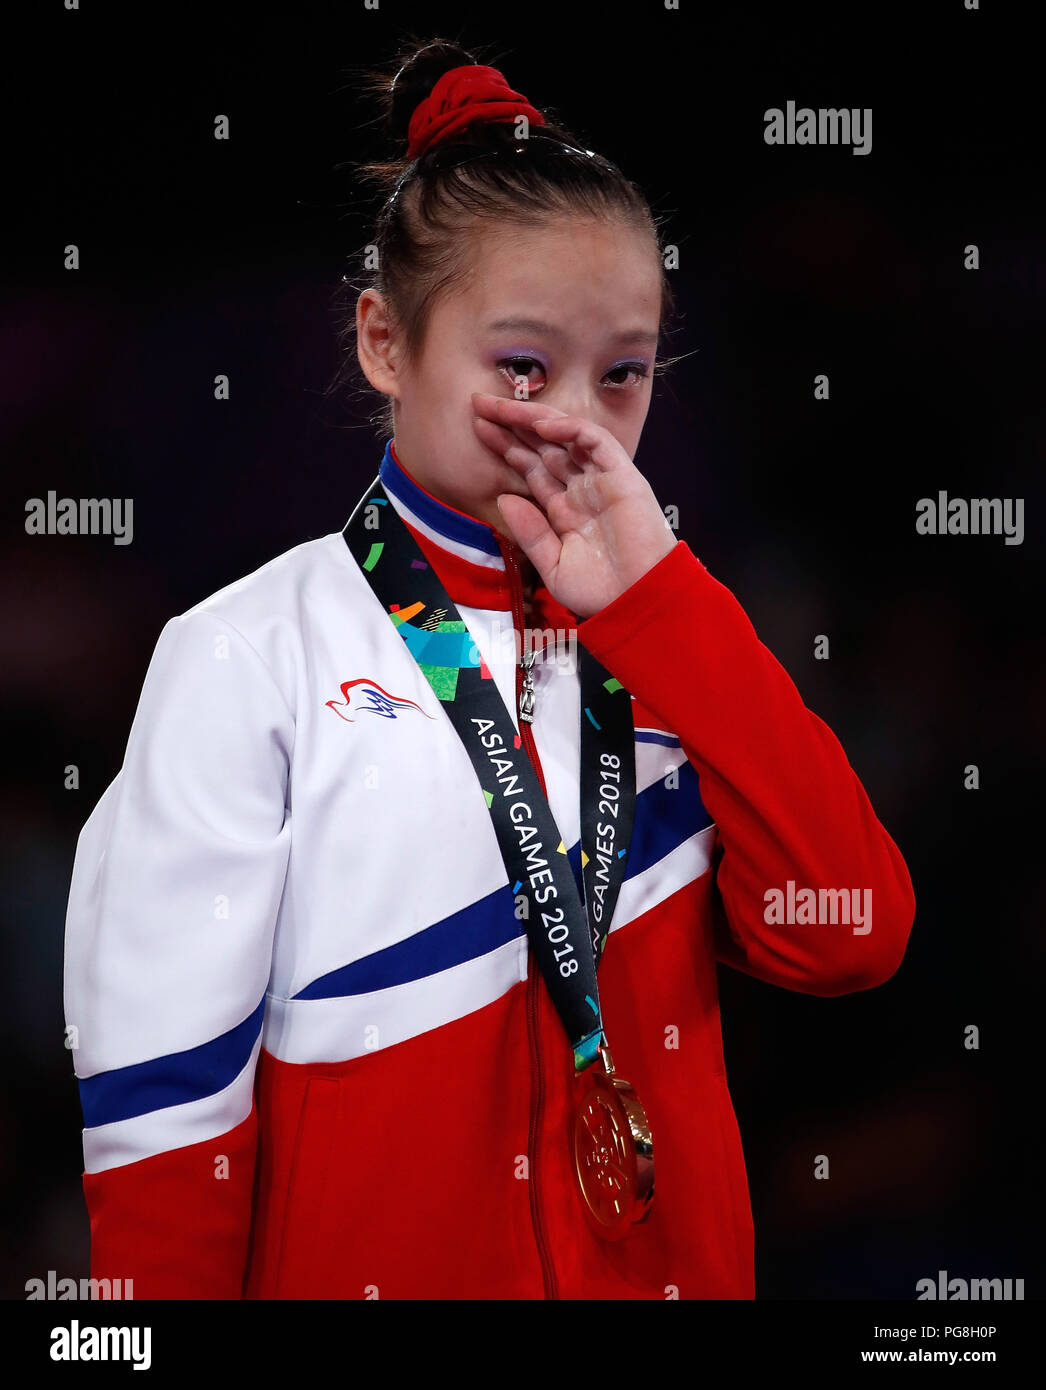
[64,37,915,1300]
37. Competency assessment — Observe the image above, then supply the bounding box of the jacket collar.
[378,438,576,631]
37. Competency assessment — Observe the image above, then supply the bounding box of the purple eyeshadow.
[494,348,549,368]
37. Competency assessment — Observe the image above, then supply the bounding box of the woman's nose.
[540,378,596,423]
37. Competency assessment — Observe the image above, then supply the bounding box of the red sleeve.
[576,540,916,995]
[82,1105,258,1299]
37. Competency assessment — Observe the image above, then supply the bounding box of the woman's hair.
[328,34,682,438]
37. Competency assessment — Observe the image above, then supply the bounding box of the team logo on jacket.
[325,678,437,722]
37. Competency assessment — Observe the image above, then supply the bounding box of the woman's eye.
[604,362,650,388]
[496,357,650,392]
[498,357,546,391]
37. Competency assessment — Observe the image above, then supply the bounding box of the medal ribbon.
[342,478,637,1072]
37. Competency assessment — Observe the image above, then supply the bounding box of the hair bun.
[387,38,479,147]
[406,66,546,159]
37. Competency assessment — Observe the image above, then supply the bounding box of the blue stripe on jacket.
[78,996,265,1130]
[296,759,712,1000]
[78,765,712,1127]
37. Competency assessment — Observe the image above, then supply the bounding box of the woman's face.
[357,216,663,538]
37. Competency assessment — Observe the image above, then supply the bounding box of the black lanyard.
[342,477,637,1073]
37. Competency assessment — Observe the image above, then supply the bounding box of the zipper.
[499,537,558,1301]
[519,648,536,724]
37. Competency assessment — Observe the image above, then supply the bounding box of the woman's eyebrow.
[485,316,658,346]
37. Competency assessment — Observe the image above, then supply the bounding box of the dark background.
[3,0,1042,1300]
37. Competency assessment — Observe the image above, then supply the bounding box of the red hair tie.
[406,64,546,160]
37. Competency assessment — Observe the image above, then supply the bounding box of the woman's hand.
[471,392,677,620]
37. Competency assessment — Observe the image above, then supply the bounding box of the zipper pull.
[519,647,536,724]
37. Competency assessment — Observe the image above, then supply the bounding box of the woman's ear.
[356,289,401,400]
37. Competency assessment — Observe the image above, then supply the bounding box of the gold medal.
[571,1043,654,1239]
